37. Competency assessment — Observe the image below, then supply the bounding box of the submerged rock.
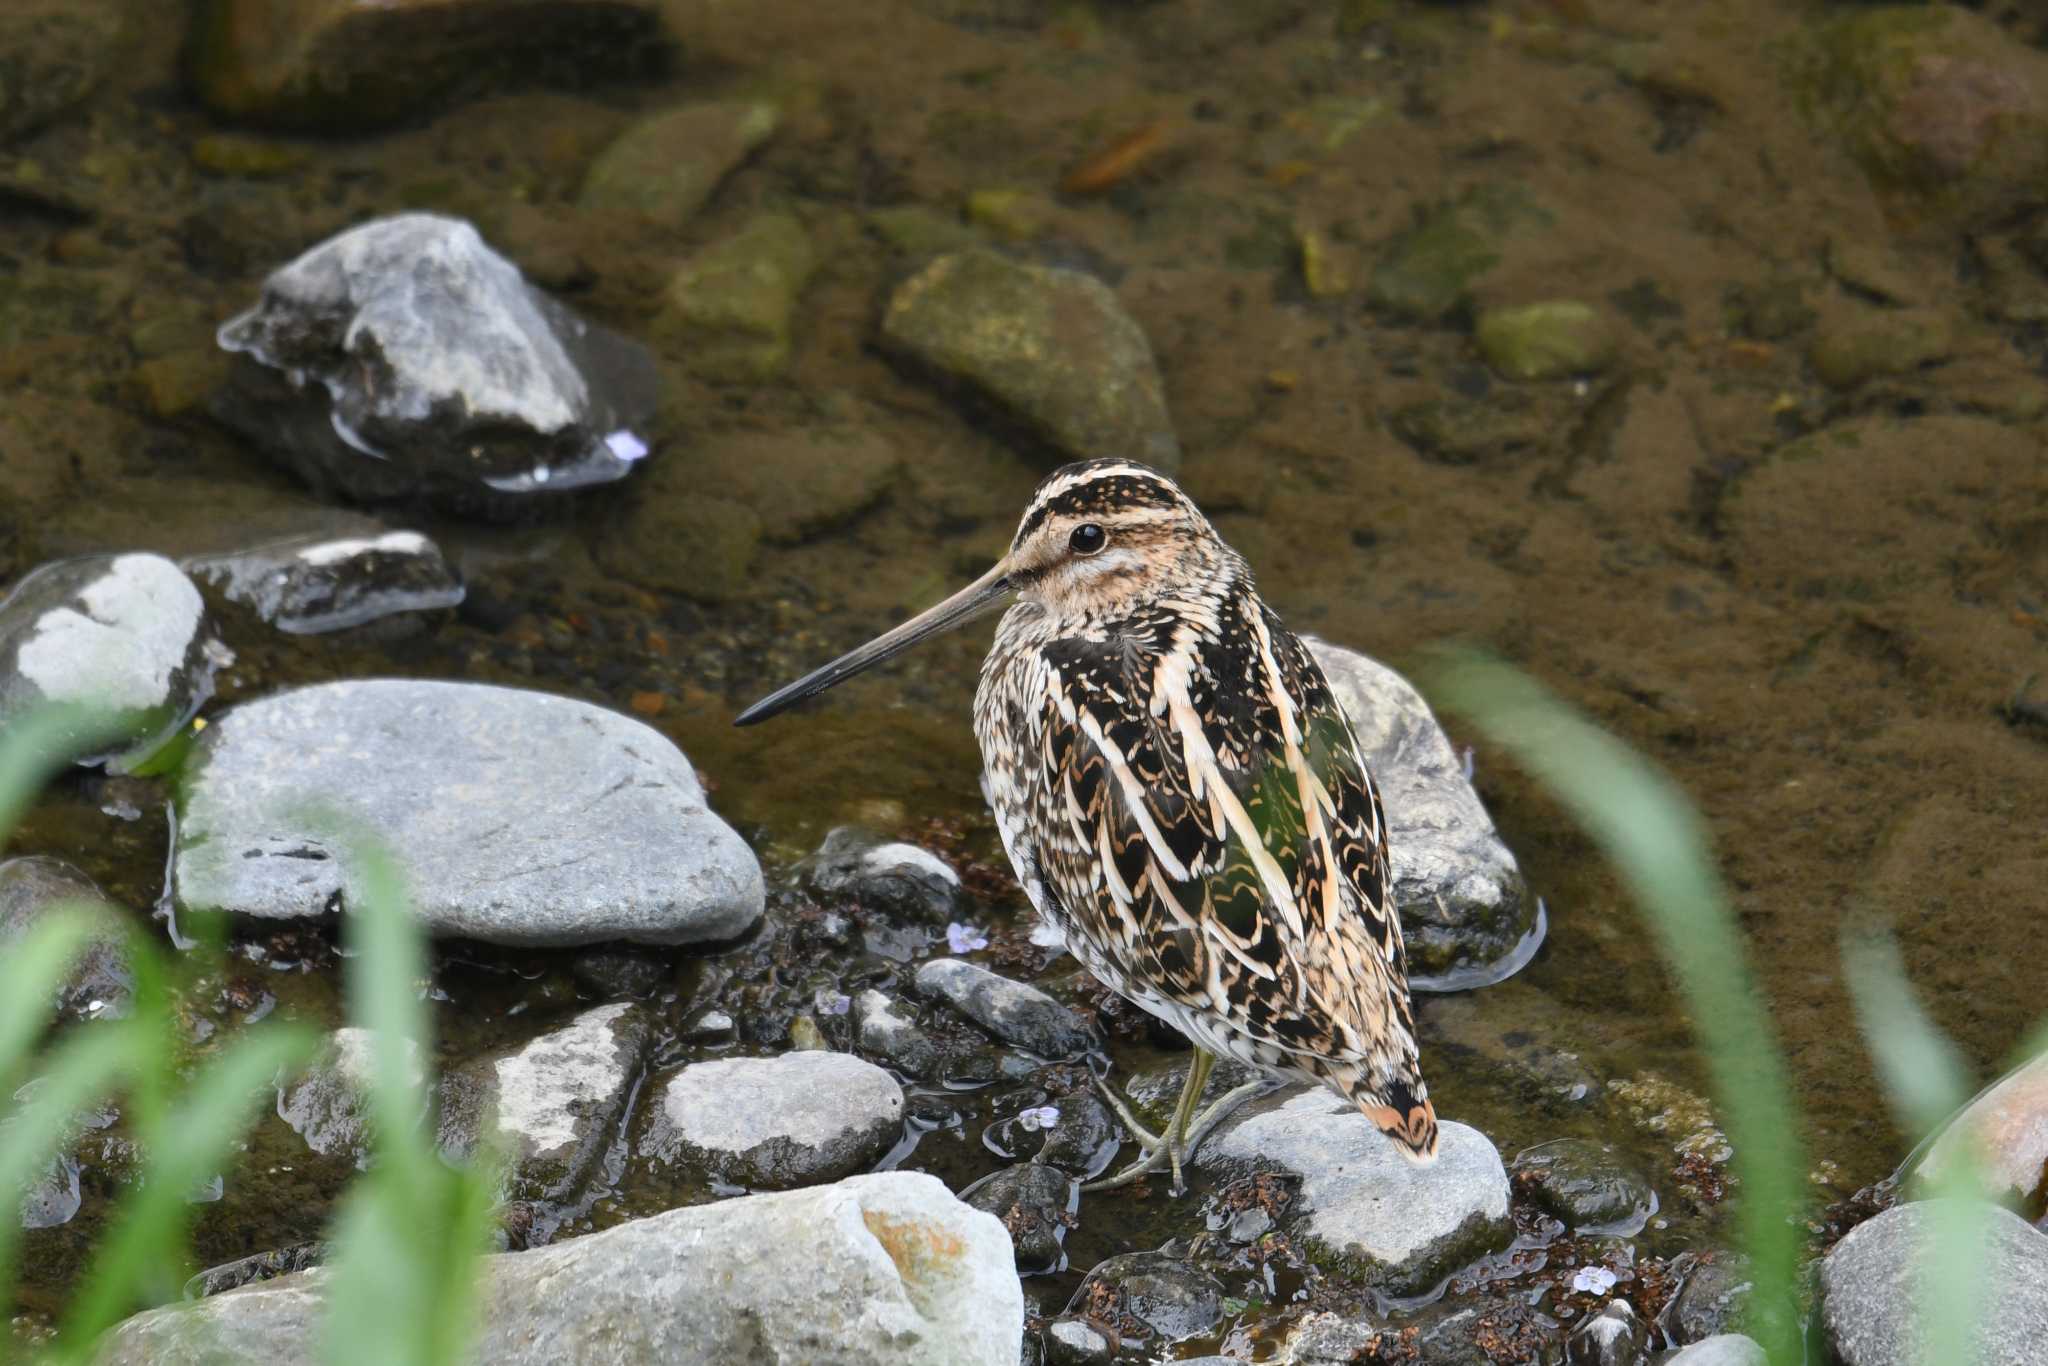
[961,1162,1075,1275]
[1202,1090,1513,1294]
[0,1,123,143]
[1066,1250,1224,1347]
[1306,639,1538,985]
[852,990,945,1080]
[1908,1052,2048,1215]
[1564,1299,1644,1366]
[637,1051,904,1190]
[1817,1202,2048,1366]
[656,211,819,383]
[1658,1251,1754,1346]
[880,248,1179,470]
[1475,301,1618,381]
[187,0,671,132]
[184,529,463,634]
[278,1027,424,1164]
[802,827,962,923]
[915,958,1097,1059]
[439,1003,652,1213]
[214,214,658,515]
[93,1171,1020,1365]
[0,858,133,1023]
[173,680,764,947]
[1512,1138,1655,1234]
[581,100,780,228]
[1808,305,1954,389]
[1368,184,1554,321]
[0,553,220,772]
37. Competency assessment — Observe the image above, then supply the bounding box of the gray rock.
[1203,1089,1512,1294]
[186,1243,327,1300]
[93,1171,1021,1365]
[184,529,463,635]
[853,990,944,1080]
[1659,1251,1753,1346]
[1307,638,1539,986]
[1907,1051,2048,1213]
[638,1051,903,1190]
[568,945,672,1001]
[580,101,779,228]
[0,553,219,772]
[1042,1315,1113,1365]
[438,1003,652,1212]
[278,1027,424,1163]
[1067,1250,1223,1347]
[173,680,765,947]
[1818,1202,2048,1366]
[1665,1335,1767,1366]
[1512,1138,1656,1234]
[802,828,963,924]
[915,958,1097,1060]
[1282,1311,1389,1363]
[0,858,133,1022]
[962,1162,1075,1275]
[1030,1092,1119,1179]
[1564,1299,1643,1366]
[880,248,1179,471]
[215,214,657,514]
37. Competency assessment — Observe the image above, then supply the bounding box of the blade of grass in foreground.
[318,832,497,1366]
[1842,927,1984,1366]
[1424,650,1805,1364]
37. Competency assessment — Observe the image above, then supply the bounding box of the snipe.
[737,459,1437,1192]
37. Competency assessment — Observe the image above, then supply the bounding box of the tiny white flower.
[1571,1265,1617,1296]
[946,922,989,954]
[1018,1105,1060,1132]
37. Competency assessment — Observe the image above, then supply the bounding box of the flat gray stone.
[92,1171,1021,1366]
[1203,1089,1512,1294]
[1666,1335,1767,1366]
[173,680,764,947]
[184,529,463,634]
[0,553,218,771]
[915,958,1096,1059]
[0,857,133,1022]
[1307,639,1538,987]
[278,1027,423,1163]
[638,1051,903,1190]
[1818,1201,2048,1366]
[439,1003,652,1211]
[802,827,962,924]
[853,989,944,1080]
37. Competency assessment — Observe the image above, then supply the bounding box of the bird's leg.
[1084,1049,1215,1195]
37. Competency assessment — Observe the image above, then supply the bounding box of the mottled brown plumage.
[738,459,1436,1191]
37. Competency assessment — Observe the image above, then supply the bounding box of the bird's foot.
[1081,1078,1272,1196]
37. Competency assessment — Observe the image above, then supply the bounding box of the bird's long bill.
[733,562,1013,726]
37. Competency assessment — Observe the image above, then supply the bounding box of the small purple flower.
[1460,745,1476,782]
[946,922,989,954]
[1017,1105,1061,1132]
[817,992,851,1016]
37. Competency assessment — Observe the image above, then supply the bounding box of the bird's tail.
[1352,1076,1440,1165]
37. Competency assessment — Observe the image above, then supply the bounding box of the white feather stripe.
[1075,709,1193,883]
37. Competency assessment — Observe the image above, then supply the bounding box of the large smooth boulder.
[1817,1202,2048,1366]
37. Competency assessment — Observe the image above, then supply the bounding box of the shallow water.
[4,0,2045,1353]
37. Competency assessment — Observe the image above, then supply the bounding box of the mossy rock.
[580,101,780,228]
[1807,306,1953,389]
[1368,184,1555,322]
[1475,301,1617,381]
[656,212,818,384]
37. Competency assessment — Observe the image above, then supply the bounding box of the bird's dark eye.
[1069,523,1106,555]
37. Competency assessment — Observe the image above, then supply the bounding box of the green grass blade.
[0,707,119,842]
[1424,649,1805,1363]
[0,913,98,1091]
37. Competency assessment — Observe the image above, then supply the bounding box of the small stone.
[962,1162,1075,1274]
[1042,1315,1114,1365]
[1307,640,1538,985]
[1032,1092,1119,1178]
[0,553,219,772]
[852,990,944,1080]
[802,827,962,923]
[93,1171,1022,1365]
[438,1004,652,1212]
[214,214,658,515]
[187,0,672,133]
[173,680,765,947]
[1282,1311,1393,1364]
[184,529,463,635]
[1387,391,1554,466]
[0,858,134,1023]
[964,189,1056,242]
[1564,1299,1644,1366]
[915,958,1097,1059]
[278,1028,424,1164]
[1476,301,1618,381]
[1818,1202,2048,1366]
[1666,1335,1768,1366]
[580,101,779,228]
[656,211,818,383]
[638,1051,903,1190]
[1203,1091,1513,1294]
[880,248,1179,471]
[566,946,670,1000]
[1808,306,1954,389]
[683,1009,735,1042]
[1909,1052,2048,1214]
[1658,1251,1754,1345]
[867,204,982,258]
[1512,1138,1656,1233]
[1368,183,1554,321]
[1067,1250,1223,1346]
[787,1016,828,1051]
[596,496,763,603]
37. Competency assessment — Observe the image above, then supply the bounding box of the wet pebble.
[1818,1201,2048,1366]
[657,211,819,383]
[438,1003,652,1213]
[961,1162,1075,1275]
[183,529,463,635]
[852,989,944,1080]
[0,858,134,1023]
[916,958,1096,1059]
[173,680,765,947]
[880,248,1179,471]
[1041,1315,1114,1365]
[1305,639,1537,985]
[278,1027,423,1163]
[1030,1092,1119,1179]
[580,100,779,228]
[1666,1336,1768,1366]
[214,214,657,514]
[96,1172,1021,1365]
[1203,1090,1513,1294]
[1476,300,1618,381]
[1512,1138,1656,1234]
[185,1243,328,1300]
[1066,1249,1223,1348]
[0,553,220,771]
[567,945,671,1001]
[1658,1250,1753,1346]
[802,827,963,924]
[637,1051,903,1190]
[1564,1299,1644,1366]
